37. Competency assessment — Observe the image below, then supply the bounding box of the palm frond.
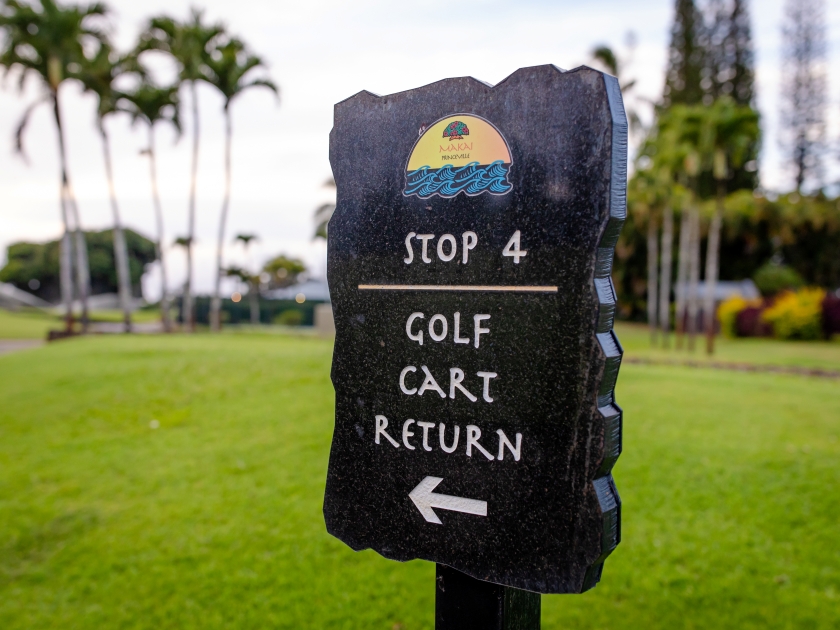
[118,79,182,137]
[14,94,48,160]
[234,233,257,245]
[313,203,335,240]
[246,77,279,97]
[591,45,619,76]
[205,37,277,108]
[139,10,225,83]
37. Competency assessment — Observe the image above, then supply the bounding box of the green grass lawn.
[615,321,840,372]
[0,308,163,340]
[1,334,838,629]
[0,308,59,339]
[81,309,163,324]
[5,308,838,371]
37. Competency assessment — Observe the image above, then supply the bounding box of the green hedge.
[0,229,157,302]
[176,296,322,326]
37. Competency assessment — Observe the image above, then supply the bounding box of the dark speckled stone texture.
[323,65,626,594]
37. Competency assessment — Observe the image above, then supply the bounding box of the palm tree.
[234,233,259,325]
[205,37,277,332]
[657,182,692,347]
[0,0,107,332]
[590,41,645,140]
[627,166,661,344]
[119,81,181,333]
[646,207,659,343]
[644,106,694,349]
[658,198,674,346]
[313,178,336,239]
[674,201,691,347]
[698,98,760,354]
[686,185,702,352]
[661,104,704,351]
[77,41,138,332]
[139,9,224,332]
[235,233,257,248]
[224,265,259,325]
[173,235,192,328]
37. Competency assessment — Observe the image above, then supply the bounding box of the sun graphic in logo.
[443,120,470,140]
[404,114,512,199]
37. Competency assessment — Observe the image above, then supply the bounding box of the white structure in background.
[676,279,761,303]
[314,303,335,336]
[73,293,145,312]
[0,282,51,310]
[0,282,146,313]
[674,279,761,328]
[264,279,331,302]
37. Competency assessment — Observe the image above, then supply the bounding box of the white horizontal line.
[358,284,558,293]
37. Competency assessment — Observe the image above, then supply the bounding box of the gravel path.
[624,356,840,379]
[0,339,44,356]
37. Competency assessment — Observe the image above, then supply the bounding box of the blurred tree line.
[602,0,838,352]
[0,229,156,302]
[616,192,840,317]
[186,296,317,327]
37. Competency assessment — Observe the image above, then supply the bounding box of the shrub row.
[718,289,840,340]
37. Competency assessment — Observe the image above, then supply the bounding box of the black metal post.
[435,564,540,630]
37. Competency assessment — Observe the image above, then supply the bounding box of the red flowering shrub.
[823,293,840,338]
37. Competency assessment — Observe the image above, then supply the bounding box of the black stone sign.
[324,64,626,595]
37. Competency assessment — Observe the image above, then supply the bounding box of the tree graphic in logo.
[443,120,470,140]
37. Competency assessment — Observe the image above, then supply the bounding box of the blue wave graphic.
[404,160,512,198]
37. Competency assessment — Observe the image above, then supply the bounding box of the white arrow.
[409,476,488,525]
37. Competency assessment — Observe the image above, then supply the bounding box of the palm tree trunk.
[67,190,90,333]
[704,182,725,354]
[147,126,171,333]
[658,205,674,347]
[99,121,133,333]
[675,207,691,348]
[51,91,88,332]
[249,280,259,325]
[687,205,701,352]
[211,108,233,332]
[646,212,659,345]
[184,79,200,332]
[795,135,806,193]
[59,187,74,332]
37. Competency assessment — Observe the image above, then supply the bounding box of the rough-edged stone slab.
[324,65,626,594]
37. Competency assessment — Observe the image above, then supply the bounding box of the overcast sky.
[1,0,838,299]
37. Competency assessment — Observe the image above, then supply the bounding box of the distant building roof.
[264,279,331,302]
